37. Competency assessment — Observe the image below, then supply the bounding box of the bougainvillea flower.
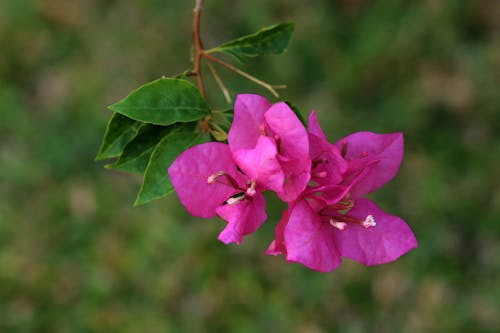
[268,196,417,272]
[228,94,311,202]
[168,139,283,245]
[266,112,417,272]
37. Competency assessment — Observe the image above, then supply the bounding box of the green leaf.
[108,78,210,126]
[207,22,294,62]
[96,113,144,161]
[135,123,209,205]
[105,124,173,174]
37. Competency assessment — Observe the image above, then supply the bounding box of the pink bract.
[228,94,271,151]
[168,141,278,245]
[216,192,266,245]
[334,131,404,197]
[332,198,417,266]
[229,94,311,202]
[232,136,284,194]
[268,196,417,272]
[267,111,417,272]
[279,199,342,272]
[168,142,245,218]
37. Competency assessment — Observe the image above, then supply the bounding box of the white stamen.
[246,180,256,197]
[330,219,347,230]
[361,215,376,228]
[227,196,244,205]
[207,171,225,184]
[313,171,327,178]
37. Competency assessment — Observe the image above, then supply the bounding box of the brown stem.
[208,62,232,103]
[192,0,206,98]
[202,53,282,98]
[192,0,284,100]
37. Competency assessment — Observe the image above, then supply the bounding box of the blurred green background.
[1,0,499,332]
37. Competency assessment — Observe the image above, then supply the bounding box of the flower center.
[328,214,377,230]
[207,171,257,205]
[320,198,376,231]
[246,180,256,197]
[206,171,241,189]
[311,158,329,180]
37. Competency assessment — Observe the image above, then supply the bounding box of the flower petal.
[216,192,267,245]
[333,198,417,266]
[168,142,245,218]
[334,132,404,196]
[265,102,311,201]
[265,102,310,170]
[278,169,311,202]
[228,94,271,151]
[232,136,284,194]
[307,110,324,138]
[284,199,342,272]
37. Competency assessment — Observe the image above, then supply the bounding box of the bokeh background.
[1,0,499,332]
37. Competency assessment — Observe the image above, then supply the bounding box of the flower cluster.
[168,94,417,272]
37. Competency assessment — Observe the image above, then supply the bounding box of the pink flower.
[168,94,312,246]
[267,112,417,272]
[168,138,283,245]
[228,94,311,202]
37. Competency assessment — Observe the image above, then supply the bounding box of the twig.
[192,0,206,98]
[192,0,285,100]
[208,62,232,103]
[202,53,282,98]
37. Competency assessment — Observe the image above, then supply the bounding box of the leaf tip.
[133,196,146,207]
[104,163,116,170]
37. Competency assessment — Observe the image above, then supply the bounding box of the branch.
[192,0,206,98]
[202,53,284,98]
[208,62,232,103]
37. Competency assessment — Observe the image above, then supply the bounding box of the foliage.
[207,22,294,62]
